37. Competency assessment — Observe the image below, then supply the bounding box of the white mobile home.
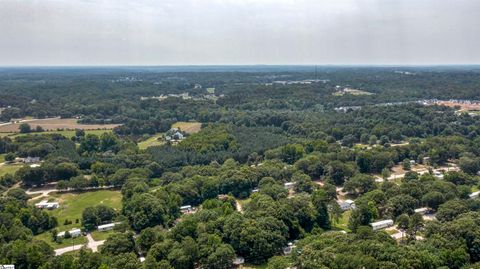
[97,223,116,232]
[284,182,295,190]
[470,191,480,199]
[57,228,82,238]
[180,205,194,214]
[370,219,394,231]
[414,207,430,215]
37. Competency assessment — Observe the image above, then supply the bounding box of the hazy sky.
[0,0,479,66]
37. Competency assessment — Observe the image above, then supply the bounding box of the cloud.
[0,0,479,65]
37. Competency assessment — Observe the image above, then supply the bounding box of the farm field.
[0,118,120,133]
[172,121,202,134]
[41,190,122,231]
[34,231,87,249]
[0,163,23,177]
[0,129,112,138]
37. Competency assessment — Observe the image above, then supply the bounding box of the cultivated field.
[172,121,202,134]
[0,129,112,138]
[0,118,120,133]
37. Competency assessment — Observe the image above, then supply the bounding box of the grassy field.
[47,190,122,231]
[0,129,112,139]
[91,230,116,241]
[0,154,5,163]
[332,210,351,232]
[0,118,120,133]
[0,163,23,177]
[34,231,87,248]
[172,121,202,134]
[138,134,165,150]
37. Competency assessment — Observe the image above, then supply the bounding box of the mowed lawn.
[48,190,122,230]
[34,231,87,249]
[138,134,165,150]
[0,163,23,177]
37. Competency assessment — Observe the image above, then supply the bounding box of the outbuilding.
[97,223,117,232]
[370,219,394,231]
[470,191,480,199]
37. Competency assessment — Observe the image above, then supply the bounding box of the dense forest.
[2,66,480,268]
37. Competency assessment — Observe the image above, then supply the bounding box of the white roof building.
[470,191,480,199]
[370,219,394,231]
[414,207,430,215]
[97,222,119,231]
[35,201,59,209]
[284,182,295,189]
[57,228,82,238]
[338,199,356,211]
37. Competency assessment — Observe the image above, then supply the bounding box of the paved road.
[86,233,105,252]
[54,233,105,256]
[26,188,59,200]
[54,244,84,256]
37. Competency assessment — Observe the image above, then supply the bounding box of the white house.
[470,191,480,199]
[284,182,295,190]
[338,199,356,211]
[57,228,82,238]
[24,156,40,164]
[35,201,59,210]
[370,219,394,231]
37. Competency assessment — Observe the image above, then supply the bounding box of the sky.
[0,0,479,66]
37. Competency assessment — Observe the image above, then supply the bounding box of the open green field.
[332,210,351,232]
[138,134,164,150]
[0,154,5,163]
[91,230,116,241]
[0,129,112,139]
[34,231,87,249]
[0,163,23,177]
[47,190,122,231]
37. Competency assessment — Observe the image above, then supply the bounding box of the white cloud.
[0,0,479,65]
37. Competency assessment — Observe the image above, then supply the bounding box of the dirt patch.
[0,118,120,133]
